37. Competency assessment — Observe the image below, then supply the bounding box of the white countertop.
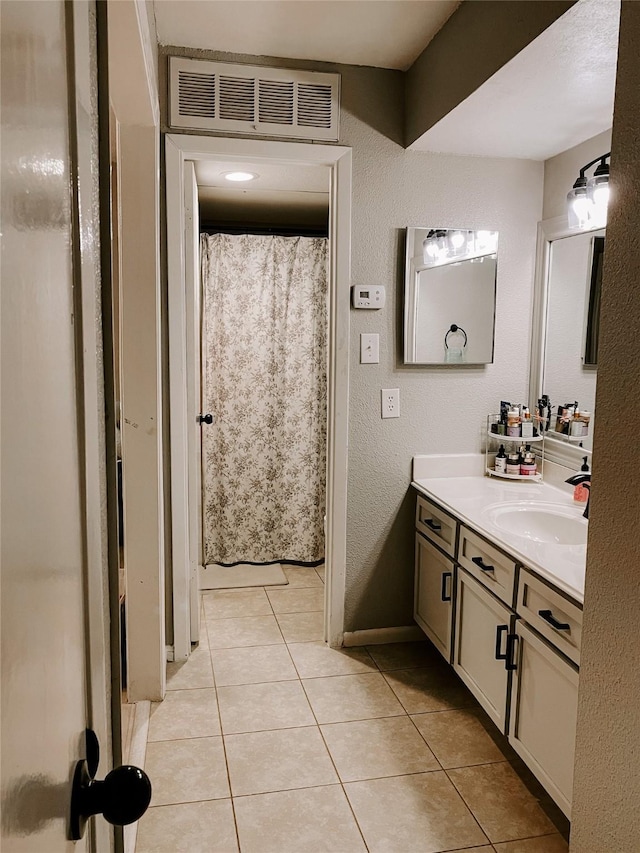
[412,474,587,603]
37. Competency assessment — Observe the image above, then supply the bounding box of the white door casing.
[1,1,110,849]
[166,135,352,658]
[184,160,202,644]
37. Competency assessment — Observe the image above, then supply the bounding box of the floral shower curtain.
[200,233,328,565]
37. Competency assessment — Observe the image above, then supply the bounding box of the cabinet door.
[414,533,454,662]
[508,621,579,818]
[453,568,513,732]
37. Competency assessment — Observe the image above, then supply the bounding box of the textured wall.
[543,128,612,220]
[158,47,543,632]
[570,5,640,850]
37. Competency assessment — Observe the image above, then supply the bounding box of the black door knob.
[70,760,152,840]
[198,413,213,425]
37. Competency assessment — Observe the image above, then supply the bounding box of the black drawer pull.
[471,555,494,572]
[538,609,570,630]
[495,625,508,660]
[441,571,452,602]
[505,632,518,671]
[424,518,442,532]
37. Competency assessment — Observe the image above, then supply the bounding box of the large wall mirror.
[404,227,498,365]
[531,218,604,459]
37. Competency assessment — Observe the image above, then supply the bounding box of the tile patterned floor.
[136,566,569,853]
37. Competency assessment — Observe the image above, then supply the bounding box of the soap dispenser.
[571,457,590,505]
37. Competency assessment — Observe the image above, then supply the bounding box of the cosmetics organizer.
[485,414,545,482]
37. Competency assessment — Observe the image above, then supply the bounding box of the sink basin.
[484,501,588,546]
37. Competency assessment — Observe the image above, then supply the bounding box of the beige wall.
[570,4,640,849]
[159,47,543,633]
[543,128,612,220]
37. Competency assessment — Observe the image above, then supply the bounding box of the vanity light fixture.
[422,229,498,267]
[222,170,259,182]
[567,152,610,230]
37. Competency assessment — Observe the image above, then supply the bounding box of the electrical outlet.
[381,388,400,419]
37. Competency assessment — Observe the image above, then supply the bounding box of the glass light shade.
[567,185,592,229]
[450,230,466,250]
[588,175,610,227]
[223,171,258,182]
[423,236,439,262]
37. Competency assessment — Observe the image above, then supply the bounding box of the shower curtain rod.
[200,221,329,239]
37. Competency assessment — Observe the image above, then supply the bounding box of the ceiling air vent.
[169,57,340,142]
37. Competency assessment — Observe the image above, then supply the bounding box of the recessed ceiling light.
[222,171,259,182]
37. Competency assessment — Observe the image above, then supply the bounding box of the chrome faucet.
[565,473,591,519]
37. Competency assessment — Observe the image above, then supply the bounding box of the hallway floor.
[136,565,569,853]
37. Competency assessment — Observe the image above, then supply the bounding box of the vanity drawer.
[415,496,457,557]
[517,569,582,665]
[458,525,516,607]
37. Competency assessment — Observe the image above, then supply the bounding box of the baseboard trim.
[166,644,175,662]
[123,700,150,853]
[342,625,424,647]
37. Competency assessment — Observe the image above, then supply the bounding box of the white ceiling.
[194,159,328,192]
[153,0,460,71]
[410,0,620,160]
[194,159,329,224]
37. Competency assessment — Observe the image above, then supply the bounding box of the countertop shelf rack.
[485,414,545,482]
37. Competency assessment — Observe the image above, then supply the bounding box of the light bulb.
[450,230,465,249]
[567,185,592,229]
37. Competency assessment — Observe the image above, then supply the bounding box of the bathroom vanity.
[412,456,586,819]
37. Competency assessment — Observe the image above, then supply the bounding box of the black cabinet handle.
[495,624,508,660]
[471,556,494,572]
[441,571,452,602]
[538,609,570,630]
[505,633,518,671]
[198,413,213,425]
[425,518,442,532]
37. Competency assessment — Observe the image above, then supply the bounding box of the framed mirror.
[404,227,498,365]
[530,217,604,461]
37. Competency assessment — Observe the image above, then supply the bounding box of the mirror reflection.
[404,227,498,365]
[542,228,604,452]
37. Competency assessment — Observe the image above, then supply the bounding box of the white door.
[414,534,454,661]
[1,2,106,849]
[453,569,513,732]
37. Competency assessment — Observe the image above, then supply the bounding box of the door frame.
[166,134,352,659]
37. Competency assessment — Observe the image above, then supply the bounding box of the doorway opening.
[166,135,351,661]
[196,159,330,592]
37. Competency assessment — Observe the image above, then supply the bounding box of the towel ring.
[444,324,468,349]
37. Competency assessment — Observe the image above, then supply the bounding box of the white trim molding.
[529,215,599,470]
[343,626,425,647]
[165,134,352,658]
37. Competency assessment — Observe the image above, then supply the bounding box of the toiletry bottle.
[507,407,521,437]
[494,444,507,474]
[506,452,521,475]
[573,457,590,504]
[521,409,534,439]
[520,451,537,477]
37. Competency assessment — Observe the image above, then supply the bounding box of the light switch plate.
[381,388,400,418]
[360,333,379,364]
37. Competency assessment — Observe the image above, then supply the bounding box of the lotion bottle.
[573,457,590,504]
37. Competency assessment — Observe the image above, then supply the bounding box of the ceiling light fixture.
[222,171,259,182]
[567,152,610,230]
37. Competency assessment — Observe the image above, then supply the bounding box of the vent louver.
[170,58,339,141]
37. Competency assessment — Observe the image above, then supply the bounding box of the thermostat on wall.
[352,284,386,309]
